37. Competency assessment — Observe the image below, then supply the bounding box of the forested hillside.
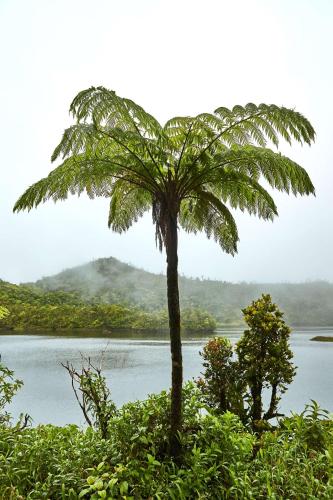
[0,279,215,333]
[34,257,333,326]
[1,257,332,330]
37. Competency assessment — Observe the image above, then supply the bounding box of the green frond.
[13,155,156,213]
[70,86,163,140]
[51,124,99,162]
[122,97,163,139]
[13,157,111,212]
[212,171,278,220]
[221,146,315,196]
[196,113,224,133]
[177,102,315,176]
[163,116,196,153]
[51,123,164,186]
[255,104,315,145]
[163,116,193,131]
[183,145,315,199]
[67,88,169,184]
[196,112,254,147]
[14,87,315,258]
[251,116,279,147]
[214,103,315,148]
[108,183,151,232]
[179,191,239,254]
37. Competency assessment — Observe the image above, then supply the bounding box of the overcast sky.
[0,0,332,284]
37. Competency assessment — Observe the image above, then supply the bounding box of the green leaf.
[119,481,129,495]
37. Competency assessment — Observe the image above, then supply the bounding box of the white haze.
[0,0,332,284]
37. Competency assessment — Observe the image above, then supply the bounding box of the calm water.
[1,328,332,426]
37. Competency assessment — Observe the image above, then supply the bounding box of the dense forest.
[33,257,333,326]
[0,279,216,333]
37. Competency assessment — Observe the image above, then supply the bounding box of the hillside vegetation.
[33,257,333,326]
[0,279,215,333]
[1,256,332,331]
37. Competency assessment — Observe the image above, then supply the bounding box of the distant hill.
[33,257,333,326]
[34,257,167,309]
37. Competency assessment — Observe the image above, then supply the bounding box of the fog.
[0,0,332,284]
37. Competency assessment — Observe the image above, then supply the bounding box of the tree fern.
[14,87,315,456]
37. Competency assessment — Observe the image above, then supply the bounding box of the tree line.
[0,280,216,333]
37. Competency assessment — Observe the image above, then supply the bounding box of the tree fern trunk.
[166,212,183,458]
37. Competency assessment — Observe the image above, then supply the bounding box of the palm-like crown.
[14,87,315,253]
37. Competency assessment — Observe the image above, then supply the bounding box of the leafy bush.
[0,305,9,319]
[77,384,254,499]
[0,424,113,498]
[0,363,23,426]
[196,337,247,422]
[63,356,117,439]
[280,400,332,453]
[197,295,296,431]
[238,294,296,426]
[247,408,333,499]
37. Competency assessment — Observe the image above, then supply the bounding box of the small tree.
[0,307,18,426]
[196,337,247,421]
[237,294,296,427]
[198,295,296,430]
[62,356,117,439]
[0,363,29,429]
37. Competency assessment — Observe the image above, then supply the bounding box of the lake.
[1,328,333,426]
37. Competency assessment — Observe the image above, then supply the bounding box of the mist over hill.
[33,257,333,326]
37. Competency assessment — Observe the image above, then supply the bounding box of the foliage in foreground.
[0,384,332,499]
[0,352,332,499]
[0,363,23,426]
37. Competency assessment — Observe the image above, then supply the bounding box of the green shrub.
[196,337,247,422]
[62,357,117,439]
[0,364,23,426]
[247,407,333,499]
[79,399,254,500]
[0,424,115,499]
[197,295,296,431]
